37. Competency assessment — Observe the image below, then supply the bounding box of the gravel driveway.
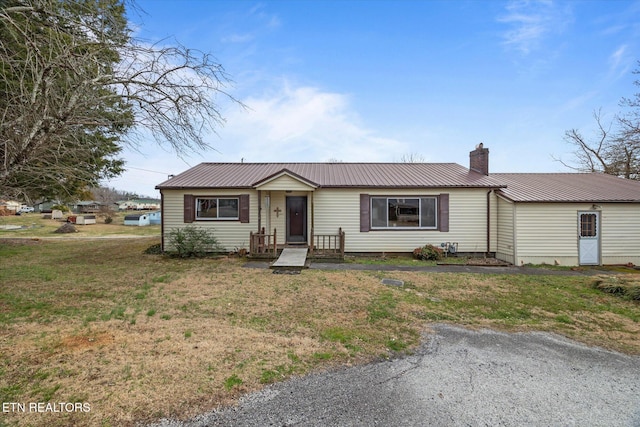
[152,324,640,427]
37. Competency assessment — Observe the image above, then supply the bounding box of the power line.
[125,166,171,175]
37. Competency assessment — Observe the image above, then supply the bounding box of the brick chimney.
[469,143,489,175]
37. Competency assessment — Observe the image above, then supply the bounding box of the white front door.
[578,211,600,265]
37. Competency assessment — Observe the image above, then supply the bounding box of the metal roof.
[494,173,640,203]
[156,162,505,189]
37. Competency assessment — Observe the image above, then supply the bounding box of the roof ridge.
[198,162,460,165]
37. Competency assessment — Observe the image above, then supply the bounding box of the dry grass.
[0,238,638,426]
[0,212,160,238]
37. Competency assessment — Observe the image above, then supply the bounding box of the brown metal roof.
[156,162,505,189]
[494,173,640,203]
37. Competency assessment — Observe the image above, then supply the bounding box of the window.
[196,197,239,220]
[580,213,597,237]
[370,197,437,229]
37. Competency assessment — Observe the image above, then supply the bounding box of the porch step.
[271,248,309,269]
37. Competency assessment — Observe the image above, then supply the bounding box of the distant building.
[117,199,161,211]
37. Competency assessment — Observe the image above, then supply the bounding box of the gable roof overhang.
[252,169,319,190]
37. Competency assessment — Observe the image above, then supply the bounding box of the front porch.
[249,227,345,260]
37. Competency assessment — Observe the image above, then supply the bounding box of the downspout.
[257,190,262,232]
[160,191,165,252]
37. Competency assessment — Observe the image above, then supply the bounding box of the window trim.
[370,196,438,230]
[195,196,240,221]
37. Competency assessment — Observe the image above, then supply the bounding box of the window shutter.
[360,194,370,232]
[438,193,449,232]
[239,194,250,223]
[184,194,194,223]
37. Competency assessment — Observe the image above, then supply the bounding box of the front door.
[286,196,307,243]
[578,211,600,265]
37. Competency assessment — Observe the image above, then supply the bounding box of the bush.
[593,276,640,301]
[413,244,443,261]
[166,226,223,258]
[144,243,162,255]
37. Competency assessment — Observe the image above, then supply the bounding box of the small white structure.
[71,215,96,225]
[148,210,161,225]
[124,213,150,226]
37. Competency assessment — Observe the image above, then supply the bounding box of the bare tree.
[559,63,640,180]
[399,152,425,163]
[558,110,616,174]
[0,0,239,201]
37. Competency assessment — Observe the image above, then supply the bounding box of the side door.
[578,211,600,265]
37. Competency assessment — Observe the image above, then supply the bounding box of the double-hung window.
[196,197,239,220]
[371,197,437,229]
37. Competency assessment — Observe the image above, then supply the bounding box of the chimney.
[469,143,489,175]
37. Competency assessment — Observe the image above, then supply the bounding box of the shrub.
[144,243,162,255]
[413,244,443,261]
[166,226,223,258]
[593,276,640,301]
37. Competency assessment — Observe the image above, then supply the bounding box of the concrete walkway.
[270,247,309,269]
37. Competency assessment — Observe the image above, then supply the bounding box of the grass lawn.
[0,212,160,238]
[0,238,638,427]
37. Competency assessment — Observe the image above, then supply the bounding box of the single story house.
[73,201,102,214]
[155,145,640,266]
[124,213,151,226]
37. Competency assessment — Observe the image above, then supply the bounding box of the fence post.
[273,228,277,255]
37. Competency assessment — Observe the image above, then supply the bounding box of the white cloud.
[608,44,631,78]
[216,82,408,163]
[498,0,571,54]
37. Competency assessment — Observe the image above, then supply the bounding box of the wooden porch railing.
[249,227,277,258]
[310,228,345,259]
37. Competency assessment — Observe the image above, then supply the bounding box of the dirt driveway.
[151,324,640,426]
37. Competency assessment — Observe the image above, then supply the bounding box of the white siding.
[162,189,259,251]
[496,196,515,264]
[313,187,490,253]
[512,203,581,266]
[600,204,640,265]
[496,201,640,266]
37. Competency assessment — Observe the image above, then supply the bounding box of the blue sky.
[106,0,640,197]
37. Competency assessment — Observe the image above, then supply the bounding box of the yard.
[0,212,160,238]
[0,237,638,427]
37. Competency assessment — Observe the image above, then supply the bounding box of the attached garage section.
[494,173,640,267]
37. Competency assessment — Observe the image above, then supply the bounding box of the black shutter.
[239,194,250,223]
[438,193,449,232]
[184,194,194,223]
[360,194,370,232]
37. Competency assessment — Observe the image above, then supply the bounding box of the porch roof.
[156,162,504,190]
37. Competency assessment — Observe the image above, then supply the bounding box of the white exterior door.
[578,211,600,265]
